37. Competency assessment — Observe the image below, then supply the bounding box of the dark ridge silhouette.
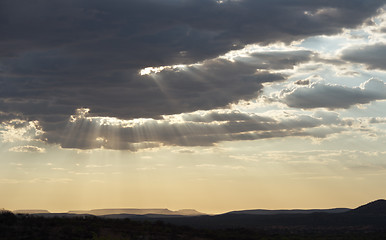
[2,200,386,239]
[349,199,386,215]
[226,208,350,215]
[141,199,386,229]
[32,213,95,218]
[13,209,50,214]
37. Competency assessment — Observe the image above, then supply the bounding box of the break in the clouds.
[1,0,385,150]
[277,78,386,109]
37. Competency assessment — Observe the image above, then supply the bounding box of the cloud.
[0,112,23,122]
[0,0,384,149]
[294,79,310,86]
[1,0,380,61]
[277,78,386,109]
[0,120,42,143]
[369,117,386,124]
[41,109,352,150]
[8,145,45,153]
[29,178,73,184]
[0,48,314,122]
[176,149,196,154]
[0,49,317,144]
[246,50,315,70]
[341,43,386,70]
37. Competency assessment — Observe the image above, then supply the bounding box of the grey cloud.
[249,50,314,70]
[181,110,274,123]
[43,110,350,150]
[0,49,314,126]
[341,43,386,70]
[369,117,386,124]
[1,0,381,62]
[279,78,386,109]
[313,111,351,125]
[0,51,303,126]
[0,112,23,123]
[177,149,196,154]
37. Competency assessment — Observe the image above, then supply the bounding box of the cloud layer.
[278,78,386,109]
[41,109,352,150]
[341,43,386,70]
[0,0,384,150]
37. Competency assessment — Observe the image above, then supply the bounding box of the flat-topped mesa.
[68,208,205,216]
[174,209,205,216]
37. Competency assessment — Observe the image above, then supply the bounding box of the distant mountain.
[174,209,203,216]
[10,199,386,230]
[68,208,205,216]
[69,208,172,216]
[13,210,50,214]
[144,199,386,229]
[350,199,386,215]
[4,201,386,240]
[101,214,188,219]
[226,208,350,215]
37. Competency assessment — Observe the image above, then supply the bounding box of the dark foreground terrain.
[2,200,386,240]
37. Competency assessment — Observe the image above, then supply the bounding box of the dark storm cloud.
[0,56,286,123]
[279,78,386,109]
[45,110,350,150]
[0,49,314,123]
[1,0,382,61]
[341,43,386,70]
[0,0,384,149]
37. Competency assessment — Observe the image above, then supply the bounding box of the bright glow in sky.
[1,0,386,214]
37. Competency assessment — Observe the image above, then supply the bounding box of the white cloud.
[0,120,43,143]
[9,145,45,153]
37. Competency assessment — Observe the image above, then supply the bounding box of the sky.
[1,0,386,214]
